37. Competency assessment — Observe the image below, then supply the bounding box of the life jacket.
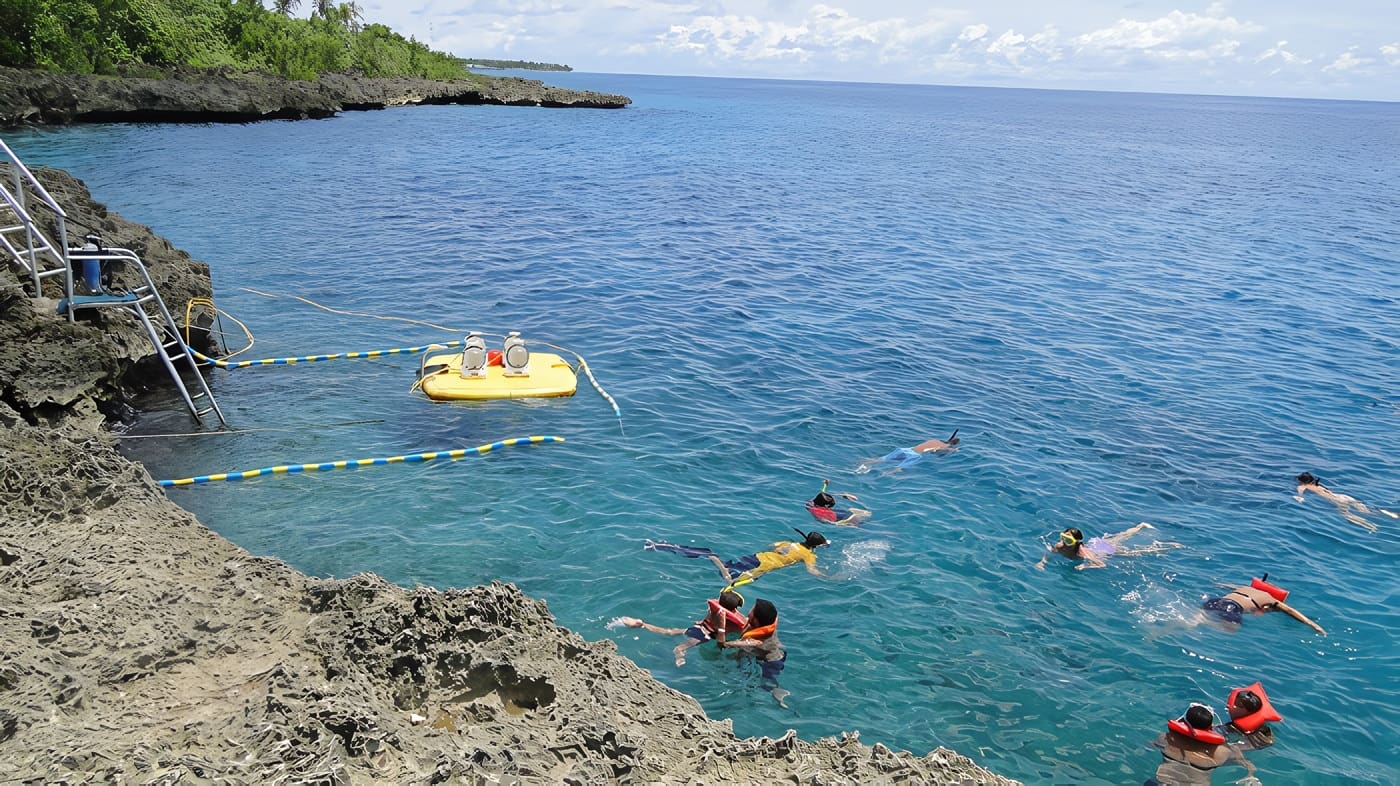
[1228,682,1282,733]
[1251,576,1288,602]
[706,599,748,633]
[741,621,777,640]
[805,503,839,523]
[1167,719,1226,745]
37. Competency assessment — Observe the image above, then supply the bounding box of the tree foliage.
[0,0,475,81]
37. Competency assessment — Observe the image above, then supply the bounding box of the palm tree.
[272,0,300,15]
[312,0,334,19]
[342,1,365,33]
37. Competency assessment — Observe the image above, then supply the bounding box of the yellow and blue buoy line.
[159,435,564,487]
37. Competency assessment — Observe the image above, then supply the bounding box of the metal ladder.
[1,137,226,426]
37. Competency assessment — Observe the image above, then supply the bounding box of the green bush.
[0,0,479,80]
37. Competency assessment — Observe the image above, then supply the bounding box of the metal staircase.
[1,137,226,426]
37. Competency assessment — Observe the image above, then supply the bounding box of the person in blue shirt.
[856,430,959,474]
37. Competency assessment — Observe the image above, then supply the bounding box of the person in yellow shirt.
[645,528,830,583]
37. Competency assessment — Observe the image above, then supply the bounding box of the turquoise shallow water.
[9,73,1398,784]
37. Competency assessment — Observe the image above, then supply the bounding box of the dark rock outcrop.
[0,66,630,127]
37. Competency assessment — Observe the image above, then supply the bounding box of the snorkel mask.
[1058,531,1080,546]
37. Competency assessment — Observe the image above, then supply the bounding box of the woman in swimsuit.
[1201,582,1326,636]
[1294,472,1394,533]
[1035,522,1181,570]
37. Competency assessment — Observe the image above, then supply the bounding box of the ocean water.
[8,73,1398,784]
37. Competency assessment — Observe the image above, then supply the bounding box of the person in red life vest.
[621,589,748,667]
[717,598,788,707]
[1201,574,1326,636]
[1294,472,1394,533]
[805,479,871,527]
[1145,703,1258,786]
[1219,682,1282,750]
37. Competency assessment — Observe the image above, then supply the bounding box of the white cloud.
[1381,42,1400,67]
[1072,8,1259,62]
[1255,40,1310,66]
[1323,49,1366,73]
[959,24,988,43]
[649,4,960,68]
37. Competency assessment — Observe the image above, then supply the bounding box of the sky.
[356,1,1400,101]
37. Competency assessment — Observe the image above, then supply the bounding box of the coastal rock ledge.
[0,169,1019,784]
[0,66,630,126]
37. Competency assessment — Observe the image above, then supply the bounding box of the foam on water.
[9,73,1397,785]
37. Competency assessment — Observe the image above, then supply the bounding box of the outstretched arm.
[624,619,686,635]
[1075,551,1107,570]
[1276,601,1326,636]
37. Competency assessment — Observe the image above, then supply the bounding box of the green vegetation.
[465,59,570,72]
[0,0,477,81]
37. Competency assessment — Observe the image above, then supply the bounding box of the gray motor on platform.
[502,331,531,376]
[460,333,489,378]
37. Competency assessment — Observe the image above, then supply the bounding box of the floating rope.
[240,287,466,333]
[187,341,462,369]
[158,435,564,487]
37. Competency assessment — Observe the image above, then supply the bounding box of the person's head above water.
[718,590,744,611]
[812,491,836,508]
[1228,690,1262,718]
[793,528,830,549]
[1184,703,1215,731]
[1296,472,1320,486]
[1058,528,1085,548]
[749,598,777,627]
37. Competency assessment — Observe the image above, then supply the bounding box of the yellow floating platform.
[419,350,578,401]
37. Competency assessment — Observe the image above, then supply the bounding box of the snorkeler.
[806,479,871,526]
[645,529,830,583]
[1035,522,1181,570]
[1146,702,1258,786]
[716,598,789,707]
[1201,575,1326,636]
[619,589,748,667]
[1294,472,1394,533]
[855,429,960,474]
[1219,682,1282,750]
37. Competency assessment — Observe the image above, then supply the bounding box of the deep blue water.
[8,73,1398,784]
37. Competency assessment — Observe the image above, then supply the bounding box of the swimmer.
[1294,472,1393,533]
[621,590,747,667]
[1200,575,1326,636]
[855,429,960,474]
[1146,703,1257,786]
[716,598,788,707]
[1035,522,1181,571]
[1219,682,1282,751]
[645,529,830,583]
[806,479,871,526]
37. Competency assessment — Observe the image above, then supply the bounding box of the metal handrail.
[0,137,71,296]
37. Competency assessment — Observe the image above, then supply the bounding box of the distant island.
[465,59,572,72]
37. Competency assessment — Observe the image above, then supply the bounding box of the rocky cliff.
[0,168,1017,783]
[0,66,629,126]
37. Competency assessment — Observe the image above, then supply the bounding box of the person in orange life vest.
[1201,575,1326,636]
[805,479,871,527]
[717,598,788,707]
[1145,703,1257,786]
[1219,682,1282,750]
[622,589,748,667]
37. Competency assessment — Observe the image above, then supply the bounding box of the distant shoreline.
[0,65,628,127]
